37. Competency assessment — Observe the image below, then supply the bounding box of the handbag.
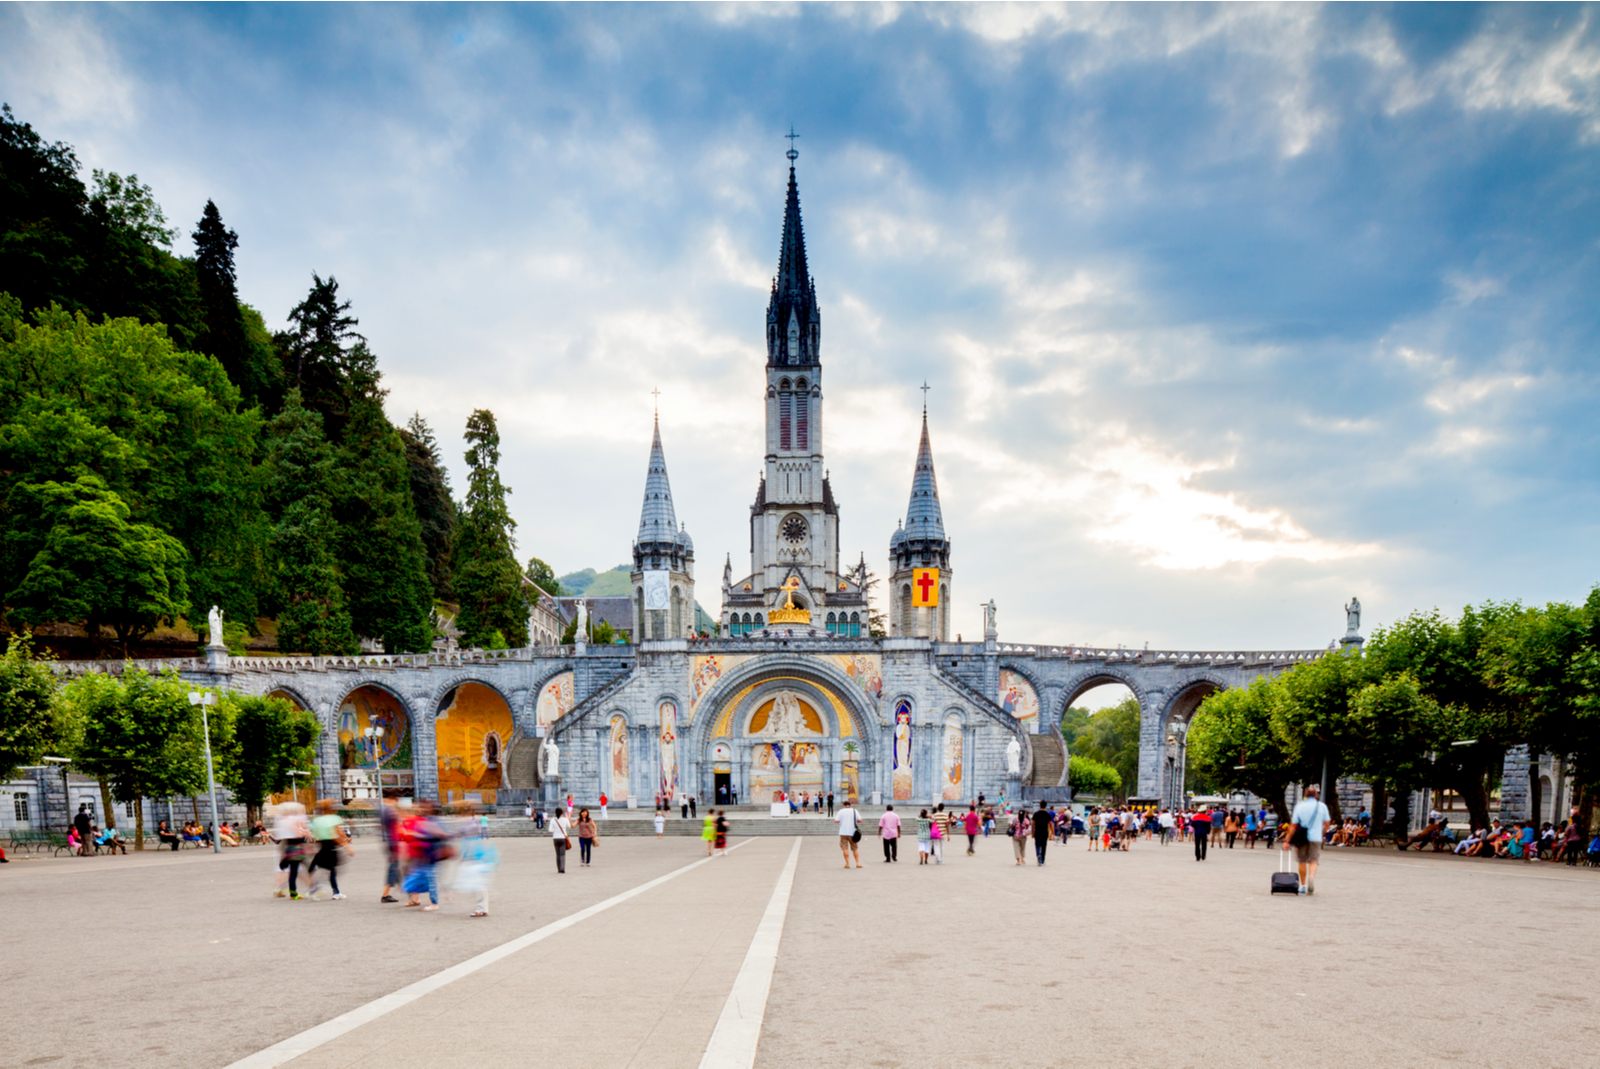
[1289,824,1309,848]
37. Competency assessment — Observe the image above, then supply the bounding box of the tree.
[334,398,433,652]
[525,556,562,597]
[260,393,358,655]
[1070,696,1141,800]
[1068,754,1121,799]
[7,476,190,655]
[0,632,61,780]
[192,200,279,406]
[69,667,218,848]
[218,692,319,827]
[1059,705,1092,749]
[276,274,374,440]
[0,302,266,628]
[400,413,457,601]
[453,409,528,648]
[1188,679,1296,821]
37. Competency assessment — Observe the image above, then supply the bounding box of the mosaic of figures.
[338,686,411,771]
[942,712,964,801]
[436,682,513,804]
[608,714,630,803]
[998,669,1039,726]
[892,699,913,800]
[536,671,575,728]
[689,654,747,719]
[658,700,680,801]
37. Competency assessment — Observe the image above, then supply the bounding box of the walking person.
[916,809,933,864]
[714,810,729,855]
[835,797,864,868]
[827,791,835,817]
[576,808,598,867]
[879,805,901,862]
[1087,808,1102,851]
[455,818,498,917]
[550,806,572,874]
[402,801,449,910]
[929,805,948,865]
[306,800,351,900]
[963,806,981,855]
[1244,808,1259,848]
[702,810,716,855]
[681,793,689,820]
[1189,806,1211,861]
[654,809,666,839]
[599,792,608,819]
[1224,810,1240,849]
[1031,801,1053,866]
[1284,784,1332,894]
[272,802,311,899]
[1009,806,1030,865]
[689,793,697,819]
[379,799,401,903]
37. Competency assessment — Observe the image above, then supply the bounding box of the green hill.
[558,565,719,635]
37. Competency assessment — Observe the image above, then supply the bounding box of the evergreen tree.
[525,556,562,597]
[335,398,433,653]
[192,200,280,406]
[453,409,528,648]
[261,392,358,656]
[399,413,457,601]
[276,274,374,440]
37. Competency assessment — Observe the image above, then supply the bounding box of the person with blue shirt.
[1284,785,1333,895]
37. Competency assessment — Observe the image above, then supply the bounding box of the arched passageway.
[337,685,414,802]
[436,682,516,805]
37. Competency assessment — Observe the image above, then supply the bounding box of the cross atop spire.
[920,380,931,415]
[902,407,945,542]
[636,416,679,545]
[786,126,800,163]
[766,138,819,367]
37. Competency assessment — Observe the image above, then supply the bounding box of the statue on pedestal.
[1344,596,1362,638]
[543,738,561,780]
[983,599,998,638]
[207,605,226,649]
[1006,735,1022,775]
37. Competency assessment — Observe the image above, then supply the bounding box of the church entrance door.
[714,771,732,805]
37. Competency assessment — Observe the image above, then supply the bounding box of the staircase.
[1026,735,1068,798]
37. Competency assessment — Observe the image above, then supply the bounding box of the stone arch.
[1058,668,1150,716]
[686,657,879,763]
[264,684,314,713]
[434,680,518,804]
[331,680,419,802]
[1157,675,1231,808]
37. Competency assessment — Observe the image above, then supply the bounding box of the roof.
[900,410,946,543]
[636,416,691,553]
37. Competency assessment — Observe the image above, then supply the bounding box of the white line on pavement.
[224,838,756,1069]
[698,836,803,1069]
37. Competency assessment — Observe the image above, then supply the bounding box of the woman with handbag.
[576,808,598,867]
[551,806,573,874]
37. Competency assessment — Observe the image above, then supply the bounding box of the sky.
[3,2,1598,664]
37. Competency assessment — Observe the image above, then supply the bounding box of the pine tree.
[399,413,457,601]
[192,200,281,406]
[453,409,528,648]
[335,398,434,653]
[261,392,358,655]
[276,274,374,440]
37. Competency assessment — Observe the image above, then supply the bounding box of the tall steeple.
[766,139,820,367]
[902,409,946,542]
[636,414,679,545]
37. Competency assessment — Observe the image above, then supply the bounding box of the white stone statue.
[575,601,588,644]
[765,691,810,737]
[1006,735,1022,775]
[543,738,561,779]
[983,599,997,636]
[207,605,225,648]
[1345,596,1362,637]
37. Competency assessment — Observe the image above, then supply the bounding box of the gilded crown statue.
[768,576,812,625]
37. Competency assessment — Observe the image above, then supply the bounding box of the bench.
[5,828,53,855]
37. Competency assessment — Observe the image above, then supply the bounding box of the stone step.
[1028,734,1065,786]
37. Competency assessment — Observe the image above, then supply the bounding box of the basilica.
[59,154,1334,821]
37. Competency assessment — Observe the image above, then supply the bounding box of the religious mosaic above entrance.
[436,682,513,804]
[998,670,1039,727]
[536,671,575,727]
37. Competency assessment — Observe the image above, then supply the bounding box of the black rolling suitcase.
[1271,849,1300,895]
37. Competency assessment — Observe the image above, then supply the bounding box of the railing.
[994,644,1326,665]
[48,644,580,676]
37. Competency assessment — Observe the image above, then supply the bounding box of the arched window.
[850,612,861,638]
[795,391,808,450]
[753,613,764,630]
[779,391,792,450]
[826,612,836,633]
[900,585,913,636]
[671,588,683,638]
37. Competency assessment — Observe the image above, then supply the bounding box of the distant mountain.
[558,565,718,635]
[557,565,632,597]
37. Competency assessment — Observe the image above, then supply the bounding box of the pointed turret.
[902,411,946,542]
[766,159,820,366]
[636,415,679,546]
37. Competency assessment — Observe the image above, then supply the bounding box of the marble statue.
[543,737,561,779]
[765,691,810,737]
[983,599,997,636]
[1006,735,1022,775]
[207,605,225,648]
[577,600,589,636]
[1345,596,1361,637]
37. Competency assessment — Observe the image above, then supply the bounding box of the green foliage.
[525,556,562,597]
[6,476,189,654]
[0,303,266,627]
[401,414,457,601]
[276,274,374,440]
[557,566,633,597]
[0,632,62,780]
[1070,696,1140,800]
[1188,679,1296,819]
[261,393,358,656]
[1068,754,1121,798]
[1059,705,1092,749]
[334,398,433,653]
[453,409,528,648]
[192,200,280,406]
[218,692,319,816]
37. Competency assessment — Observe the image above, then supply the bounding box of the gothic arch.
[685,656,879,763]
[428,673,519,717]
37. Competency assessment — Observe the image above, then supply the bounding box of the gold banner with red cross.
[912,567,940,607]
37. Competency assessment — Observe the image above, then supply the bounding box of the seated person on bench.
[157,820,182,851]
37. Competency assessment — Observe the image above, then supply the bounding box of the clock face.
[782,515,808,544]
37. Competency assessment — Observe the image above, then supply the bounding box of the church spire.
[766,137,820,367]
[636,413,679,545]
[902,409,945,542]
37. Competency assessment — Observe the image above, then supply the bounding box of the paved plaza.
[3,829,1597,1069]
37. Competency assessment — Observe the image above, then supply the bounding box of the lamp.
[188,691,223,854]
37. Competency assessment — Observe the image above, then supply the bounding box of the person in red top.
[962,807,981,855]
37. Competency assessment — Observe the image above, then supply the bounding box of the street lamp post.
[286,770,311,810]
[363,725,385,804]
[188,691,222,854]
